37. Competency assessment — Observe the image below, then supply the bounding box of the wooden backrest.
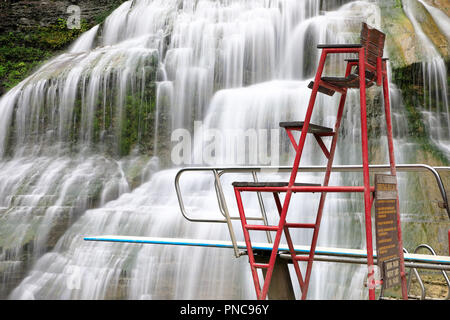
[360,23,385,68]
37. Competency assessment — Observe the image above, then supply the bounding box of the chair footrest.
[308,81,336,96]
[322,73,375,89]
[321,74,360,88]
[345,58,389,62]
[317,44,363,49]
[232,182,320,188]
[279,121,333,135]
[308,72,376,95]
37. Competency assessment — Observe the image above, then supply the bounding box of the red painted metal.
[234,189,262,297]
[235,186,374,193]
[285,223,316,229]
[318,80,347,94]
[286,129,299,150]
[377,57,383,86]
[381,59,408,300]
[233,27,406,301]
[357,47,378,301]
[245,225,278,231]
[294,256,310,262]
[313,134,331,159]
[248,49,330,301]
[273,192,305,290]
[300,60,352,300]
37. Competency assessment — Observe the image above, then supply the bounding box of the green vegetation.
[392,62,450,165]
[0,6,164,159]
[120,88,157,156]
[0,18,90,93]
[0,0,131,94]
[394,0,403,9]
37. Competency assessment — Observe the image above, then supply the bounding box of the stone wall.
[0,0,125,32]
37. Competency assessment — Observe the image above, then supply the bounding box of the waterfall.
[402,0,450,158]
[0,0,447,300]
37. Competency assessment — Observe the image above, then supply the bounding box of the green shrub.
[0,18,90,92]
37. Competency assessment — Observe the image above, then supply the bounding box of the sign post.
[374,174,402,289]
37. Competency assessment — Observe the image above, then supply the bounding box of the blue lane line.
[84,237,237,249]
[84,236,450,264]
[84,236,370,258]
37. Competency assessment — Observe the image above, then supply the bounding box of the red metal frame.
[381,59,408,299]
[234,45,408,300]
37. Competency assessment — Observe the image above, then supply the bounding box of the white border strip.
[84,235,450,265]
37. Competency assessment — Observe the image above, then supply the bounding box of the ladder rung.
[285,223,316,229]
[245,225,278,231]
[234,185,374,193]
[279,122,334,135]
[253,263,270,269]
[293,256,310,262]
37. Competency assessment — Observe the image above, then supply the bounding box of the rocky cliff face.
[0,0,125,32]
[379,0,448,68]
[0,0,126,94]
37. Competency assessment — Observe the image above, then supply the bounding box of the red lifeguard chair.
[232,23,408,300]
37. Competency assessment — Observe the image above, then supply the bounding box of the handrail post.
[212,169,242,258]
[252,171,272,243]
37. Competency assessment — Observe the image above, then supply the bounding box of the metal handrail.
[404,248,426,300]
[406,244,450,300]
[175,164,450,220]
[175,164,450,257]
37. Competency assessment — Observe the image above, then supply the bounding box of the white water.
[418,0,450,41]
[403,0,450,158]
[0,0,447,300]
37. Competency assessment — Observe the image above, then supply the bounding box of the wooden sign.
[374,174,401,289]
[382,258,401,289]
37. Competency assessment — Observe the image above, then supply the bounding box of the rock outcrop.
[0,0,125,32]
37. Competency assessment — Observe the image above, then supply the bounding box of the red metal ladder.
[233,23,408,300]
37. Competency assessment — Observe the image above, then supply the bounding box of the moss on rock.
[408,0,448,58]
[379,1,448,68]
[391,62,450,165]
[380,3,424,68]
[0,18,91,93]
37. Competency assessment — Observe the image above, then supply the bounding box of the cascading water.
[0,0,448,299]
[402,0,450,158]
[0,0,165,298]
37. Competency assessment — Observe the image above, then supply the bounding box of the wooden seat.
[279,122,333,135]
[309,23,386,96]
